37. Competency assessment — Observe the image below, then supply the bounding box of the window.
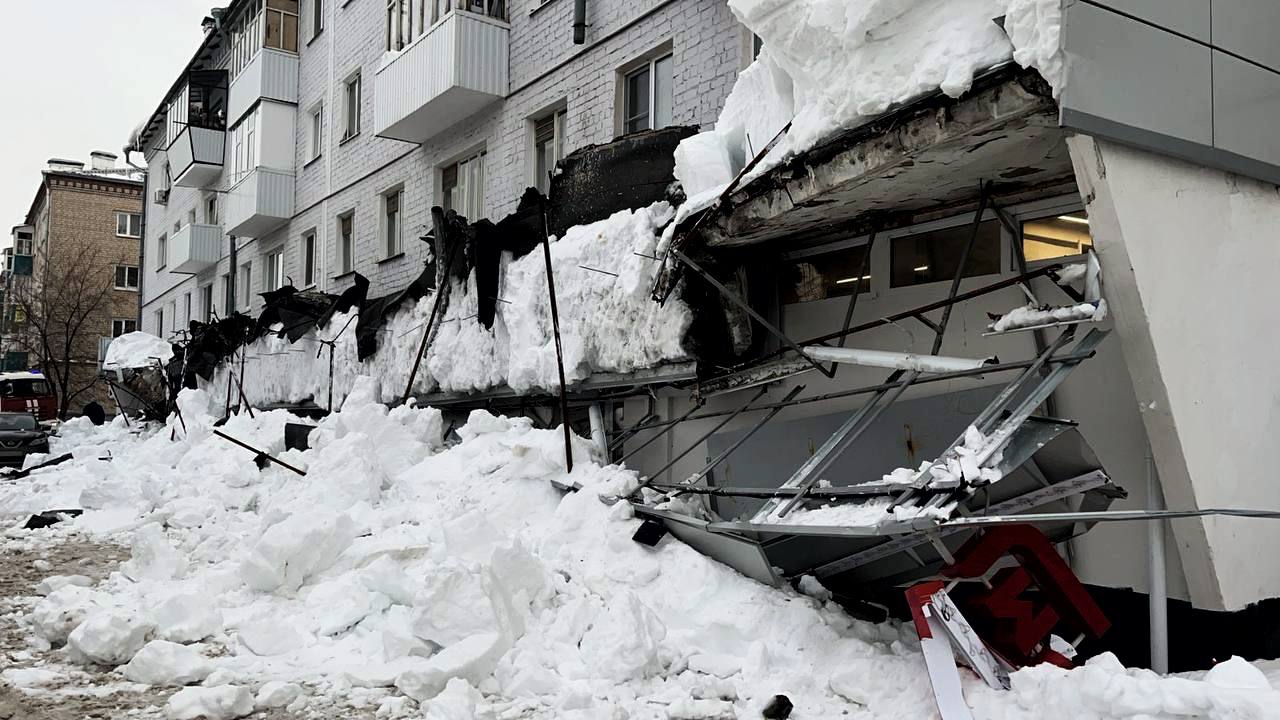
[383,188,404,257]
[264,0,300,53]
[622,53,673,134]
[221,273,232,315]
[441,151,484,221]
[266,249,284,291]
[532,109,566,195]
[311,0,324,40]
[309,104,324,161]
[14,231,32,256]
[302,231,317,286]
[174,221,181,234]
[114,265,140,290]
[168,301,177,335]
[387,0,432,51]
[183,292,192,327]
[782,244,872,304]
[157,235,168,269]
[116,212,142,238]
[1022,211,1093,263]
[201,284,214,322]
[343,73,362,141]
[230,106,260,182]
[187,208,197,228]
[338,212,354,273]
[890,219,1002,288]
[239,262,253,308]
[207,195,219,224]
[111,319,138,338]
[230,1,264,78]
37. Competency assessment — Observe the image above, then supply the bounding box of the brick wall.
[142,0,747,325]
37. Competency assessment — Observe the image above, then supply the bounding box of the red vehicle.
[0,372,57,423]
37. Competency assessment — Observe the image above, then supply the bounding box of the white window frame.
[311,0,324,40]
[221,273,233,316]
[157,234,168,269]
[239,262,253,308]
[206,194,219,224]
[386,0,426,51]
[382,186,405,258]
[263,0,300,53]
[230,106,260,183]
[201,284,215,322]
[440,150,485,221]
[183,292,192,326]
[113,264,140,291]
[265,248,284,291]
[308,103,324,161]
[111,318,138,338]
[14,232,33,256]
[153,309,164,336]
[116,212,142,238]
[621,52,673,135]
[342,72,362,142]
[338,212,355,274]
[302,230,317,286]
[530,108,566,194]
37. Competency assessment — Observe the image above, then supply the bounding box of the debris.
[166,685,254,720]
[22,506,82,529]
[632,518,668,547]
[212,429,306,476]
[762,694,793,719]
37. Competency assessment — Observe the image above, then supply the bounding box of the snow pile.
[208,203,690,406]
[991,300,1108,333]
[103,331,173,371]
[674,0,1067,208]
[4,386,1279,718]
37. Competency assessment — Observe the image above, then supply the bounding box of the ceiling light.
[835,275,870,285]
[1057,215,1090,225]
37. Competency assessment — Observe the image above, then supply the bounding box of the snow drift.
[2,386,1278,718]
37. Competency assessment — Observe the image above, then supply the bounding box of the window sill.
[113,287,140,293]
[339,132,361,147]
[331,270,357,280]
[303,154,323,169]
[529,0,563,16]
[377,252,405,265]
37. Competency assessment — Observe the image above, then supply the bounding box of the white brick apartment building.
[131,0,752,337]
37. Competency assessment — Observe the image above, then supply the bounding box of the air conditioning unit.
[154,189,170,205]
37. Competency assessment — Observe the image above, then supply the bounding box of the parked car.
[0,412,50,468]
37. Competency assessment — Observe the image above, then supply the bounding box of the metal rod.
[931,183,992,355]
[588,403,609,461]
[804,346,994,373]
[637,385,770,492]
[542,203,574,473]
[401,233,461,405]
[1147,449,1169,674]
[609,412,657,452]
[673,384,805,492]
[232,366,255,419]
[994,202,1057,417]
[212,429,306,476]
[832,233,875,377]
[673,248,832,378]
[938,507,1280,526]
[774,370,919,519]
[630,350,1097,435]
[617,401,705,465]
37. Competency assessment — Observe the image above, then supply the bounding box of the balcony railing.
[170,223,224,274]
[374,9,509,143]
[229,48,299,125]
[225,168,294,238]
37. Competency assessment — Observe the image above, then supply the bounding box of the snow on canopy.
[103,331,173,371]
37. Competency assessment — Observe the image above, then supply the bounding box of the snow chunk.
[166,685,254,720]
[1205,656,1272,690]
[991,300,1106,333]
[255,681,303,709]
[152,593,223,643]
[31,585,100,645]
[395,633,507,702]
[240,509,357,594]
[122,640,214,686]
[1,667,64,688]
[67,610,155,665]
[120,524,188,581]
[103,331,173,370]
[34,574,93,596]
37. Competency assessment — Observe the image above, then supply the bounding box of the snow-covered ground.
[1,382,1278,719]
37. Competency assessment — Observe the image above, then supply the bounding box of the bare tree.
[9,242,117,419]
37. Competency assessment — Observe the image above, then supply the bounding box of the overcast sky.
[0,1,216,241]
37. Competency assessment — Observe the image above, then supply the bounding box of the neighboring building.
[0,225,36,372]
[132,0,750,339]
[15,154,143,417]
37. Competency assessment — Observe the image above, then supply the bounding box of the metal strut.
[541,202,575,473]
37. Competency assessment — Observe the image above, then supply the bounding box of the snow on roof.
[674,0,1066,209]
[103,332,173,371]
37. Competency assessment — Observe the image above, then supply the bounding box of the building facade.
[134,0,751,339]
[16,155,143,416]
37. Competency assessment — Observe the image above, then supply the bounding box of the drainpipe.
[573,0,587,44]
[123,148,148,328]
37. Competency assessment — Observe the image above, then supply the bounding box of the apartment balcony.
[169,223,224,274]
[229,48,299,125]
[374,10,509,143]
[169,126,226,188]
[225,168,295,238]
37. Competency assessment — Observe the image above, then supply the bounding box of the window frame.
[342,72,362,142]
[310,0,324,42]
[265,248,285,291]
[113,264,140,291]
[531,107,566,194]
[302,230,317,286]
[382,186,405,258]
[115,212,142,238]
[201,284,215,322]
[157,234,168,269]
[239,261,254,308]
[440,149,485,221]
[338,211,355,274]
[621,52,673,135]
[308,103,324,162]
[153,309,164,336]
[111,318,138,338]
